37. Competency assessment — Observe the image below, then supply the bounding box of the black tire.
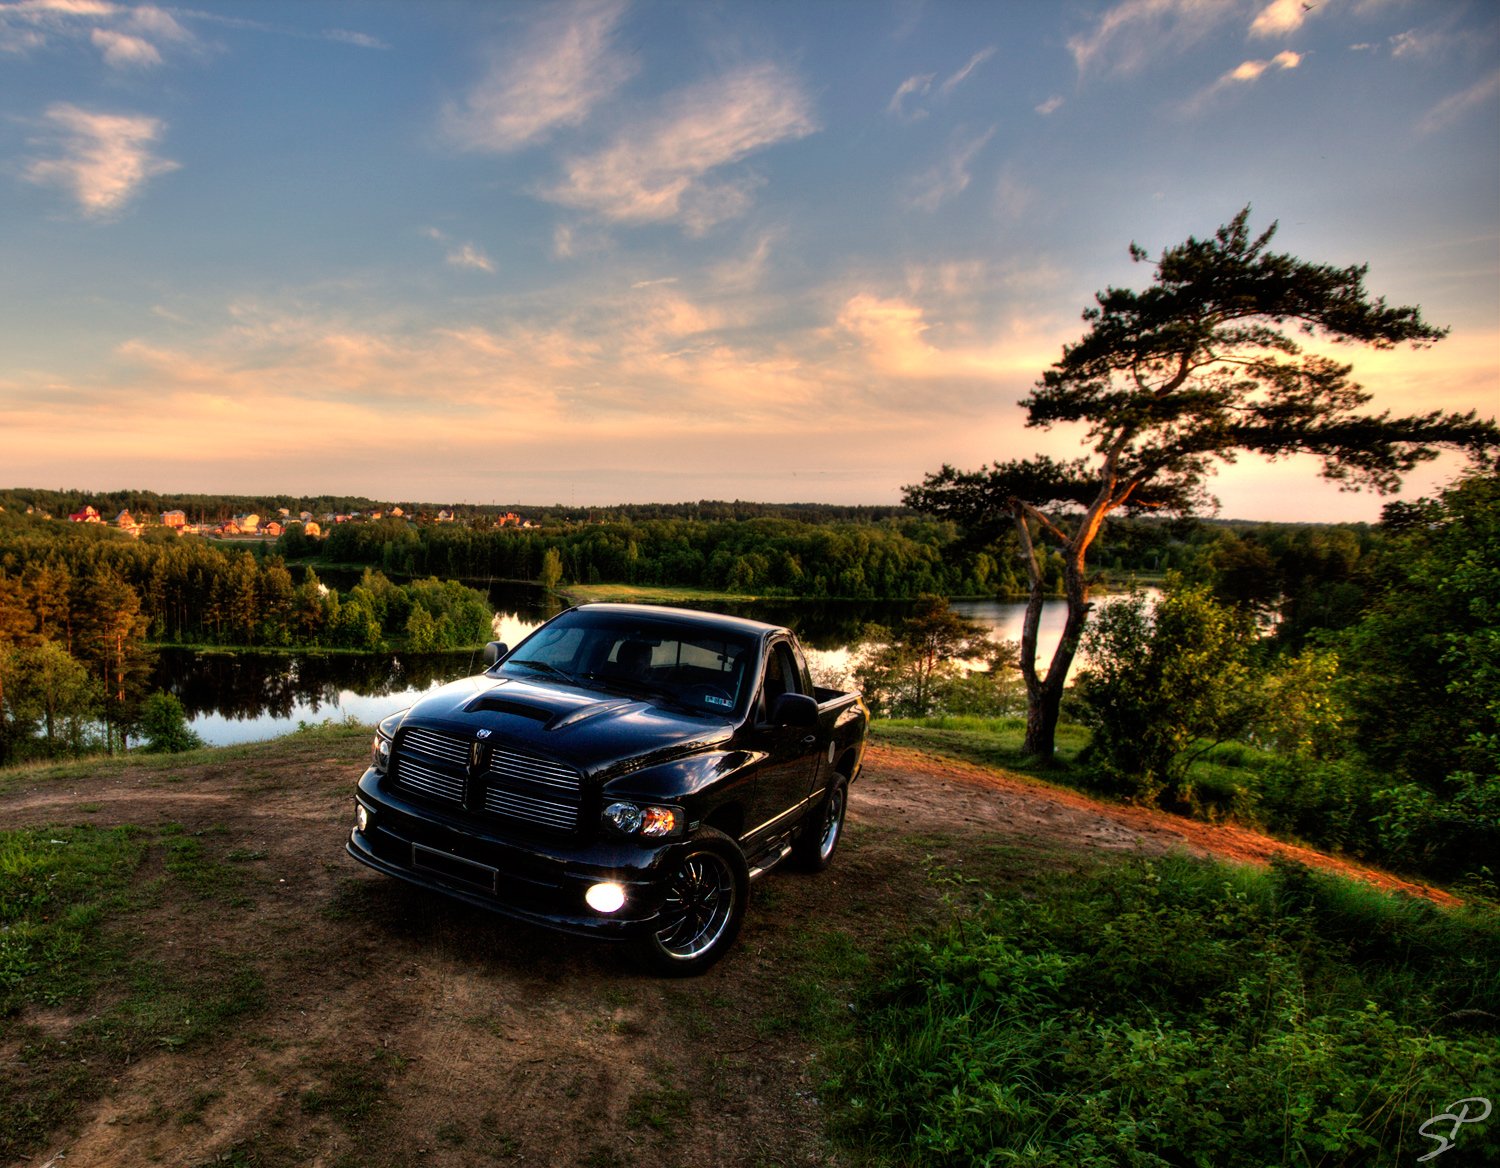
[791,777,848,872]
[639,828,748,976]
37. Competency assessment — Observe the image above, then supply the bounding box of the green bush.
[827,855,1499,1168]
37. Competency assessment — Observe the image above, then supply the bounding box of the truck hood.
[397,673,732,776]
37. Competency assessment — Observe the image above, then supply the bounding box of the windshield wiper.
[506,659,574,683]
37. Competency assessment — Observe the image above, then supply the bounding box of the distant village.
[44,504,537,539]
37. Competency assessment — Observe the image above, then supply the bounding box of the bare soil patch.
[1,738,1454,1168]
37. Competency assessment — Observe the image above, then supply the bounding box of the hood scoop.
[547,699,640,731]
[464,695,553,722]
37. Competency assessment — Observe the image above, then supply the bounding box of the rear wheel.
[639,828,748,976]
[791,777,848,872]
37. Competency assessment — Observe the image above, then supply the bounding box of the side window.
[758,641,804,721]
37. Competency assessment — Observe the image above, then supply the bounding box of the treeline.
[3,488,912,527]
[2,487,399,524]
[305,511,1205,598]
[0,508,493,765]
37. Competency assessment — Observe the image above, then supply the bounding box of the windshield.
[502,610,757,718]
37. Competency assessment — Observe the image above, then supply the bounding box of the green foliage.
[1341,474,1500,783]
[1075,582,1260,808]
[856,596,1019,718]
[827,855,1500,1168]
[136,691,204,754]
[0,640,103,765]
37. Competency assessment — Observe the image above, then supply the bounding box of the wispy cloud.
[907,127,996,212]
[887,73,934,122]
[1250,0,1310,39]
[443,0,634,152]
[447,243,496,273]
[1069,0,1237,78]
[1182,49,1302,112]
[1,0,196,67]
[91,26,159,67]
[24,102,178,216]
[940,46,996,95]
[1421,67,1500,132]
[888,46,996,121]
[546,62,816,233]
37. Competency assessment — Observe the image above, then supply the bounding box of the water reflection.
[158,585,1089,746]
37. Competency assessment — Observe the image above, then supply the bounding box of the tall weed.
[826,855,1499,1168]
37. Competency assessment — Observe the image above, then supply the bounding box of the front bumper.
[346,767,677,941]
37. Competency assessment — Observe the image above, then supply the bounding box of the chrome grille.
[392,727,467,807]
[390,727,583,834]
[396,758,466,804]
[401,727,471,767]
[482,748,582,833]
[482,788,578,832]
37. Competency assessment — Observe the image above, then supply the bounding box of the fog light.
[585,882,627,914]
[355,802,369,833]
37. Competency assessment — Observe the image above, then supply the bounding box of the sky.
[1,0,1496,521]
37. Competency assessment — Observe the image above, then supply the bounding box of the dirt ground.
[1,739,1456,1168]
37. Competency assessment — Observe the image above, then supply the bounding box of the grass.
[561,582,766,605]
[871,715,1091,779]
[0,821,269,1162]
[822,853,1500,1168]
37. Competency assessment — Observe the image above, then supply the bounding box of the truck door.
[740,638,820,848]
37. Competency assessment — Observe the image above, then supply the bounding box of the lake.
[158,587,1089,746]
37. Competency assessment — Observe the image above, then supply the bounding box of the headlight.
[371,709,407,773]
[602,801,682,838]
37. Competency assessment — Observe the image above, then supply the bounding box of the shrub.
[827,855,1500,1168]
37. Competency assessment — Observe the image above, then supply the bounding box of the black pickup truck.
[347,603,868,974]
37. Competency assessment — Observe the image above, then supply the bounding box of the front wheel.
[791,778,848,872]
[639,828,748,976]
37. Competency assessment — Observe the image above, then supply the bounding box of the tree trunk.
[1015,505,1096,760]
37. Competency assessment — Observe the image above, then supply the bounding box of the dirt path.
[1,739,1454,1168]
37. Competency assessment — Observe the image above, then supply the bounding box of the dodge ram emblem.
[476,729,492,739]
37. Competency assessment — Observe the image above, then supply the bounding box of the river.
[158,587,1093,746]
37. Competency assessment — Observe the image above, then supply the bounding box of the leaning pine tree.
[905,207,1499,760]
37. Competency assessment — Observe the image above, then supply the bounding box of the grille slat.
[391,727,584,834]
[483,788,579,831]
[395,758,466,804]
[401,727,471,766]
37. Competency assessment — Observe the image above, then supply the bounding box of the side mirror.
[483,641,509,667]
[770,691,818,728]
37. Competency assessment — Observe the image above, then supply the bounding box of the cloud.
[1421,67,1500,132]
[0,0,197,66]
[1069,0,1238,78]
[443,0,634,152]
[1250,0,1309,39]
[546,62,816,233]
[323,28,388,50]
[446,243,496,272]
[23,103,179,216]
[91,26,159,67]
[940,46,996,95]
[907,127,996,212]
[888,47,995,121]
[1182,49,1301,112]
[1035,95,1065,115]
[888,73,934,121]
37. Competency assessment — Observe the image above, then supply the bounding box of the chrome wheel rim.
[655,850,737,961]
[819,787,845,862]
